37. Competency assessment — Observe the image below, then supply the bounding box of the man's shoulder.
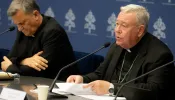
[145,33,173,61]
[40,15,67,39]
[147,33,171,53]
[42,15,64,32]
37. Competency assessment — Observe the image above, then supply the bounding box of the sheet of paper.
[56,83,96,95]
[52,88,72,95]
[78,95,126,100]
[55,83,126,100]
[0,87,26,100]
[30,88,70,95]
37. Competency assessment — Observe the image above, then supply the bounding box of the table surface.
[0,76,90,100]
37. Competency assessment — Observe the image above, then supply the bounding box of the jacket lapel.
[125,33,150,84]
[104,46,123,81]
[125,51,146,84]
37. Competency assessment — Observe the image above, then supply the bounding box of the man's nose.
[115,26,121,35]
[17,25,23,31]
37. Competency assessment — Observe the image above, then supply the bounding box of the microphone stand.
[48,42,110,98]
[0,26,15,36]
[114,60,175,100]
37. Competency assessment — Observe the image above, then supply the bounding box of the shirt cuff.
[109,83,114,89]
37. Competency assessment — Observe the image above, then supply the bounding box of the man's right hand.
[66,75,83,84]
[20,51,48,71]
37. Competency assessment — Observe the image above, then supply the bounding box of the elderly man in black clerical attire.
[1,0,79,81]
[66,4,175,100]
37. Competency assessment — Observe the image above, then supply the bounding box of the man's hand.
[66,75,83,83]
[83,80,110,95]
[20,51,48,71]
[1,56,12,71]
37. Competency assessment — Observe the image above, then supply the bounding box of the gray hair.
[120,4,150,30]
[7,0,40,16]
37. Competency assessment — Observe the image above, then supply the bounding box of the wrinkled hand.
[83,80,110,95]
[66,75,83,83]
[20,51,48,71]
[1,56,12,71]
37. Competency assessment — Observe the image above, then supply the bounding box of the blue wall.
[0,0,175,57]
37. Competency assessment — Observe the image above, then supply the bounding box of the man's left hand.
[83,80,110,95]
[1,56,12,71]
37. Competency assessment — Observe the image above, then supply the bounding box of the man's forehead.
[118,12,136,19]
[12,10,27,23]
[116,12,137,24]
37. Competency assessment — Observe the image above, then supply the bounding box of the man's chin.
[24,34,30,36]
[23,32,32,36]
[116,42,127,49]
[116,41,121,46]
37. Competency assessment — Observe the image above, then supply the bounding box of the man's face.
[12,9,38,36]
[114,12,143,49]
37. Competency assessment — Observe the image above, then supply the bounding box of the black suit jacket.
[83,32,175,100]
[6,15,79,81]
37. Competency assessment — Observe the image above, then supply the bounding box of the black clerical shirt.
[111,39,142,84]
[6,15,79,80]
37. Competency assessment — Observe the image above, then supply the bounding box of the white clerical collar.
[126,49,131,53]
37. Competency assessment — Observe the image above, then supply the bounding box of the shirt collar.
[126,33,147,53]
[32,14,47,37]
[126,49,131,53]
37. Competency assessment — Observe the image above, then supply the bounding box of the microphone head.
[9,26,15,31]
[104,42,111,48]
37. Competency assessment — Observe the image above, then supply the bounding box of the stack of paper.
[52,83,126,100]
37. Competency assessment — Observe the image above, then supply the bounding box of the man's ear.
[138,25,145,38]
[32,10,40,20]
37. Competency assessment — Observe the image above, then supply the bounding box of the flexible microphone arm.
[49,42,111,92]
[0,26,15,35]
[114,60,175,100]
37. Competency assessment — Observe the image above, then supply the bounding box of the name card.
[0,87,26,100]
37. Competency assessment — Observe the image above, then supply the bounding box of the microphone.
[49,42,110,91]
[114,60,175,100]
[0,26,15,35]
[48,42,110,98]
[0,72,20,79]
